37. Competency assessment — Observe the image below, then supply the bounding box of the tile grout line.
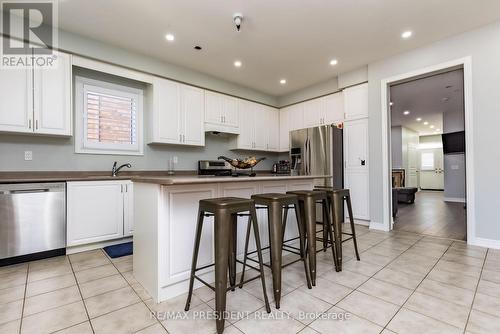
[17,263,29,334]
[379,240,464,332]
[67,253,96,334]
[289,231,422,330]
[462,248,488,334]
[103,249,170,334]
[318,233,426,330]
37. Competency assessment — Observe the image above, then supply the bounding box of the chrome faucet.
[112,161,132,177]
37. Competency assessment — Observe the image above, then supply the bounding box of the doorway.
[387,67,468,240]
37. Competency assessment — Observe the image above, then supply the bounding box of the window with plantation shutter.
[75,76,143,155]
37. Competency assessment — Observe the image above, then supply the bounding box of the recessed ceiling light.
[416,118,422,122]
[280,79,287,85]
[389,102,394,106]
[165,33,175,41]
[401,30,413,39]
[423,121,429,125]
[430,125,435,129]
[234,60,242,68]
[329,59,338,66]
[403,110,410,115]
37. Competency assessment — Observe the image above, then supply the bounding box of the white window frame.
[75,76,144,155]
[420,152,435,171]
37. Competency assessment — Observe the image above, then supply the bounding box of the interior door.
[419,148,444,190]
[407,143,418,187]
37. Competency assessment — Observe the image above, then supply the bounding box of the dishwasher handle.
[9,188,50,194]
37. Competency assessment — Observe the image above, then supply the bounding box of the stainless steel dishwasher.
[0,182,66,265]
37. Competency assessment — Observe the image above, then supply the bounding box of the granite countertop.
[0,171,330,184]
[130,174,331,185]
[0,171,331,185]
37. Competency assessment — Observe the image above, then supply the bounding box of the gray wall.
[0,28,281,172]
[367,20,500,241]
[0,133,279,172]
[443,101,466,201]
[391,126,403,168]
[277,77,339,107]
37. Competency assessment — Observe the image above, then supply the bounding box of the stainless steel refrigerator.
[289,125,343,188]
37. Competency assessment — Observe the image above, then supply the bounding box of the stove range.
[198,160,256,177]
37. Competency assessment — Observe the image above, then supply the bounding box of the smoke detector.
[233,13,243,32]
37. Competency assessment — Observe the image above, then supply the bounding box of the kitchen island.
[132,174,331,303]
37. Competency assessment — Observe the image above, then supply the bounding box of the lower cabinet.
[67,180,133,246]
[158,180,314,288]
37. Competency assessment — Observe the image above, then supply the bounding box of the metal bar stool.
[184,197,271,334]
[286,190,335,285]
[317,187,361,271]
[239,193,312,309]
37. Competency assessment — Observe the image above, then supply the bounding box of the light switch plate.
[24,151,32,161]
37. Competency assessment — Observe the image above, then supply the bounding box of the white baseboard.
[66,237,133,255]
[444,197,466,203]
[469,237,500,250]
[369,221,390,232]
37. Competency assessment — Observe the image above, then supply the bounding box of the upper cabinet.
[324,93,344,124]
[303,92,344,127]
[204,91,239,134]
[343,83,368,120]
[232,100,279,152]
[0,51,72,136]
[149,77,205,146]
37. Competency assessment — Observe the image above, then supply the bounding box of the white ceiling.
[390,69,464,136]
[58,0,500,96]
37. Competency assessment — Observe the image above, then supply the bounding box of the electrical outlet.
[173,156,178,164]
[24,151,32,161]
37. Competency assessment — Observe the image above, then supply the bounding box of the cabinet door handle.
[120,184,123,193]
[125,184,128,192]
[28,119,32,129]
[35,120,38,130]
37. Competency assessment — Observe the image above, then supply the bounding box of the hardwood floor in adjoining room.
[394,190,466,240]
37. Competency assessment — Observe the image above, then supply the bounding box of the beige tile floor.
[1,225,500,333]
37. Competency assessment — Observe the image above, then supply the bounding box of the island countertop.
[130,174,331,185]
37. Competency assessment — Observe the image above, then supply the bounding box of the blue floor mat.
[103,242,133,258]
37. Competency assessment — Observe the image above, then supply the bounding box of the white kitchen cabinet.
[67,180,133,246]
[344,118,368,170]
[232,100,279,152]
[253,104,268,150]
[204,91,239,134]
[123,181,134,236]
[288,103,304,131]
[344,118,369,221]
[303,98,325,127]
[344,171,370,220]
[279,108,290,152]
[267,106,280,151]
[181,85,205,146]
[0,51,72,136]
[303,92,344,128]
[343,83,368,120]
[0,68,32,133]
[324,92,344,125]
[33,52,72,136]
[149,77,204,146]
[234,100,254,150]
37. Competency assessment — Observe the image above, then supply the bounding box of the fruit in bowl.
[217,156,266,169]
